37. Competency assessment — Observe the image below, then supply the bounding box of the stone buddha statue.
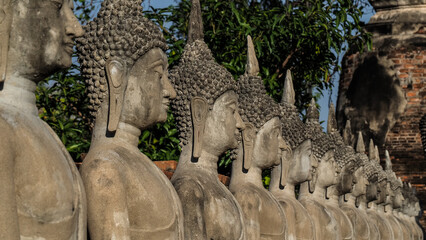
[269,70,316,240]
[229,35,288,240]
[384,153,408,240]
[399,182,423,240]
[298,100,340,240]
[344,132,381,240]
[169,0,246,239]
[0,1,86,239]
[365,141,395,240]
[77,1,184,239]
[325,108,355,240]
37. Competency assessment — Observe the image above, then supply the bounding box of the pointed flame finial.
[306,98,319,122]
[385,150,392,171]
[188,0,204,44]
[343,120,353,145]
[327,103,337,134]
[281,69,295,105]
[369,139,375,160]
[245,35,259,76]
[356,132,365,153]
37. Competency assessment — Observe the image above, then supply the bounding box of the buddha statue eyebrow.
[148,59,165,70]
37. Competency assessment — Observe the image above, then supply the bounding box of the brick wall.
[339,47,426,229]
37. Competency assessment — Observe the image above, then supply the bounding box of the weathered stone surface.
[77,0,184,239]
[229,36,287,240]
[0,0,87,239]
[169,0,246,239]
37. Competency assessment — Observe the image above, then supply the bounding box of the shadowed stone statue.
[400,183,424,240]
[384,152,408,240]
[345,132,381,240]
[365,141,395,240]
[325,107,354,240]
[0,0,86,239]
[77,0,184,239]
[298,99,341,240]
[229,35,288,240]
[169,0,246,239]
[269,70,316,240]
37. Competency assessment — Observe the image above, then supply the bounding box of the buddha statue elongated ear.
[0,0,12,83]
[280,140,292,187]
[105,59,127,133]
[242,122,255,171]
[191,96,208,159]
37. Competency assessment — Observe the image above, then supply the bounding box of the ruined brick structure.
[337,0,426,229]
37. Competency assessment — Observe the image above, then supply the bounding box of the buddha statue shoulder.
[169,1,246,239]
[229,36,287,240]
[77,1,184,239]
[0,1,87,239]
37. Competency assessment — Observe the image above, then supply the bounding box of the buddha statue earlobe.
[191,96,208,159]
[242,122,255,171]
[105,59,127,133]
[0,0,12,83]
[280,139,292,187]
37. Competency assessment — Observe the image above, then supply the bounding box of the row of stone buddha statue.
[0,0,423,239]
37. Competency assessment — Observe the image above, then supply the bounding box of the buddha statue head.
[77,0,175,136]
[1,0,83,84]
[385,150,404,209]
[236,35,288,176]
[169,0,243,162]
[275,70,314,188]
[327,108,357,196]
[305,99,336,193]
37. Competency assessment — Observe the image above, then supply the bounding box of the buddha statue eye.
[50,0,63,9]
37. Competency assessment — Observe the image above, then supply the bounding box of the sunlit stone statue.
[269,70,316,240]
[365,141,395,240]
[229,36,288,240]
[325,107,354,240]
[0,1,86,239]
[383,152,407,240]
[169,0,246,239]
[77,1,184,238]
[339,132,378,240]
[298,100,340,240]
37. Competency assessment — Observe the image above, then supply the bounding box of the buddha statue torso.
[340,204,370,240]
[384,211,404,240]
[233,183,286,240]
[172,167,245,240]
[366,206,395,240]
[0,104,84,240]
[275,195,315,240]
[322,200,353,240]
[82,142,183,239]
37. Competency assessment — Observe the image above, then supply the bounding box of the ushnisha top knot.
[237,74,281,130]
[169,40,238,146]
[77,0,167,117]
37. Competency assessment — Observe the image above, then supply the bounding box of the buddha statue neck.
[0,75,38,116]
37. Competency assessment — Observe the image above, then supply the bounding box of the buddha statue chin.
[0,1,87,239]
[77,1,184,239]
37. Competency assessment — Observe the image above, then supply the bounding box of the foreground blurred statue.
[77,0,184,239]
[269,70,316,240]
[169,0,246,239]
[0,0,86,239]
[229,36,288,240]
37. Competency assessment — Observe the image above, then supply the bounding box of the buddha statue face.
[251,117,286,168]
[9,0,83,79]
[120,48,176,129]
[352,167,369,197]
[366,181,379,202]
[287,139,314,185]
[338,164,355,194]
[392,188,404,209]
[201,90,244,156]
[376,180,387,204]
[315,150,338,189]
